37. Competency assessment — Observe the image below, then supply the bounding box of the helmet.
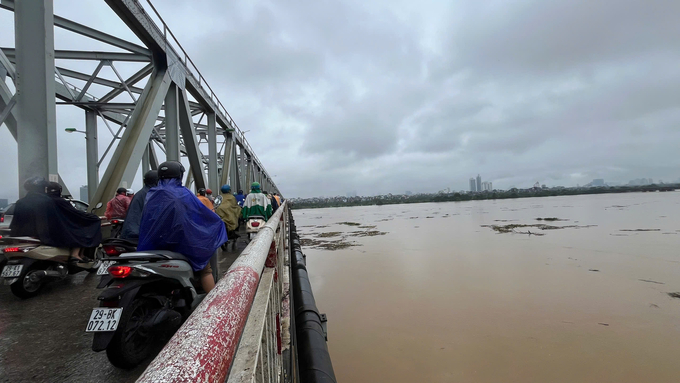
[251,182,261,191]
[197,188,206,196]
[23,176,47,193]
[126,188,134,195]
[144,170,159,187]
[206,188,212,195]
[158,161,185,180]
[46,181,62,197]
[116,187,127,195]
[221,184,231,193]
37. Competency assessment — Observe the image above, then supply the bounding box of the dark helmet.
[158,161,185,180]
[23,176,48,193]
[116,187,127,195]
[197,188,206,196]
[46,181,62,197]
[237,189,243,194]
[144,170,159,187]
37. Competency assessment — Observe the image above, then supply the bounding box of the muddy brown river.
[296,192,680,383]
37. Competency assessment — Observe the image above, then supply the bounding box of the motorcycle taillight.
[252,222,260,227]
[108,265,133,278]
[103,245,121,256]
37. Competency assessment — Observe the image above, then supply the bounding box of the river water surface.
[296,192,680,383]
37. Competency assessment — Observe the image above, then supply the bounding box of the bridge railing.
[137,202,290,383]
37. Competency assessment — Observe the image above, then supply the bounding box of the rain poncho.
[215,193,241,231]
[105,194,130,220]
[119,185,150,240]
[10,191,102,248]
[137,178,227,271]
[235,193,245,207]
[242,192,272,220]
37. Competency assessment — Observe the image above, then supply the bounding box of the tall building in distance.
[469,178,477,192]
[481,181,493,191]
[80,185,88,203]
[476,174,482,192]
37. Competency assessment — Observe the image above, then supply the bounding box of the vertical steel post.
[142,144,150,173]
[164,83,180,161]
[220,133,233,188]
[207,111,218,191]
[14,0,58,195]
[85,109,99,202]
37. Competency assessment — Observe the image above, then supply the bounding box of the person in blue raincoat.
[137,161,228,292]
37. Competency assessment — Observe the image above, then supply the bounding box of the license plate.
[1,264,23,278]
[85,308,123,332]
[96,261,116,275]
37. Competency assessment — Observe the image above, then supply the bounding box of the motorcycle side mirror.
[94,202,103,209]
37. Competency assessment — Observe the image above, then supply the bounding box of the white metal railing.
[136,203,290,383]
[227,206,289,383]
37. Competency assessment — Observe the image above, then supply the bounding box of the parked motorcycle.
[0,237,102,298]
[245,215,266,241]
[89,249,215,368]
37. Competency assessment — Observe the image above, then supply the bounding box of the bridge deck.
[0,233,249,383]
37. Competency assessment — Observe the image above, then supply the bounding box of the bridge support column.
[164,83,180,162]
[85,109,99,202]
[207,111,218,192]
[14,0,58,195]
[178,88,206,189]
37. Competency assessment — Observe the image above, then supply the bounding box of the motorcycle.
[89,249,215,368]
[245,215,266,241]
[0,236,102,299]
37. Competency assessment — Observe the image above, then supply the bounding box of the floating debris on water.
[481,223,596,235]
[299,237,360,250]
[667,292,680,299]
[536,217,568,221]
[337,222,362,226]
[348,230,388,237]
[598,323,609,326]
[315,232,343,238]
[589,269,600,272]
[426,216,434,219]
[358,225,377,229]
[639,279,664,285]
[620,229,661,232]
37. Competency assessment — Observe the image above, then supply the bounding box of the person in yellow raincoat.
[215,185,241,245]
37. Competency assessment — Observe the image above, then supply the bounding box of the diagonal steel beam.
[90,68,171,214]
[56,67,144,95]
[76,60,105,101]
[99,63,152,103]
[178,87,207,189]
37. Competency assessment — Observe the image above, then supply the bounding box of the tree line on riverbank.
[289,184,679,209]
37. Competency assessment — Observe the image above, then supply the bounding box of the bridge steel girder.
[207,111,218,192]
[178,87,206,190]
[164,83,180,161]
[13,0,58,195]
[90,68,171,215]
[219,134,233,190]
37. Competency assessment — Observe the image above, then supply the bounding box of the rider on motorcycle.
[137,161,227,293]
[120,170,158,240]
[10,177,102,261]
[215,184,241,239]
[242,182,273,221]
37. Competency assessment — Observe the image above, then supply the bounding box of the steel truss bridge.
[0,0,279,214]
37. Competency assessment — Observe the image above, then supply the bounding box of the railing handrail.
[136,202,287,383]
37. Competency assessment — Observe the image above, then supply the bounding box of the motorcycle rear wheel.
[106,298,158,369]
[10,264,43,299]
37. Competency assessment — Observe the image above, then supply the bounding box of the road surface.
[0,236,248,383]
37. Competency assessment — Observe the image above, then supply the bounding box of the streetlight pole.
[65,110,98,203]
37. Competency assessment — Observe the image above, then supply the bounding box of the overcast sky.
[1,0,679,200]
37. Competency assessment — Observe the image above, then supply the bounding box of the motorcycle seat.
[118,250,188,262]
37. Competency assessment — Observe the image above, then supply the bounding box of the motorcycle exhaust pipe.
[29,269,66,281]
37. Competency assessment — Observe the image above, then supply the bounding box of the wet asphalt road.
[0,237,247,383]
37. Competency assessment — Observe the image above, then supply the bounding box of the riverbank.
[291,184,679,209]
